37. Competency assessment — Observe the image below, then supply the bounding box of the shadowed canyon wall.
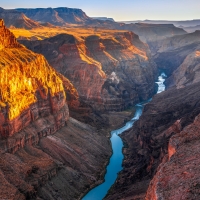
[21,31,157,112]
[106,80,200,200]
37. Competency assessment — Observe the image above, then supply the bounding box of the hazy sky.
[1,0,200,21]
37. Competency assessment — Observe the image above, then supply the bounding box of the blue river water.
[82,73,166,200]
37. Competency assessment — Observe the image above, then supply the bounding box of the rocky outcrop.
[0,20,68,138]
[0,8,41,29]
[146,114,200,200]
[20,31,157,112]
[106,81,200,200]
[0,20,111,199]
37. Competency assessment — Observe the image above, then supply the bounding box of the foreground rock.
[0,19,111,199]
[21,31,157,112]
[146,114,200,200]
[106,81,200,200]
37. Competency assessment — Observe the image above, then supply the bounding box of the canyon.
[0,5,200,200]
[20,30,157,113]
[0,19,112,200]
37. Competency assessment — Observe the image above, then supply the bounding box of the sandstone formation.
[146,114,200,200]
[20,31,157,112]
[106,81,200,200]
[0,7,41,29]
[0,19,111,199]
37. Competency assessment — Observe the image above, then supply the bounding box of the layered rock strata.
[0,20,111,199]
[0,19,68,138]
[0,7,41,29]
[146,114,200,200]
[152,31,200,76]
[106,81,200,200]
[21,31,157,112]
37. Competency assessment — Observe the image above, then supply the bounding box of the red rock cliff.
[146,114,200,200]
[0,19,69,139]
[0,20,111,200]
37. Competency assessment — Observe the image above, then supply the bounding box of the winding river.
[82,72,167,200]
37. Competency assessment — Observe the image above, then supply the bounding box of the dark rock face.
[146,114,200,200]
[0,8,41,29]
[151,31,200,85]
[116,23,186,43]
[106,81,200,200]
[0,117,111,200]
[20,31,157,112]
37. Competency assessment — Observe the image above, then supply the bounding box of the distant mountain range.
[0,7,188,43]
[16,7,93,26]
[0,7,41,29]
[120,19,200,27]
[92,17,115,22]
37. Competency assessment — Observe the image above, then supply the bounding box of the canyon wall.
[0,20,112,199]
[152,30,200,77]
[20,31,157,112]
[106,81,200,200]
[146,114,200,200]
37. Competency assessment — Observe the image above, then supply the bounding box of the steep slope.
[16,7,92,26]
[0,19,111,199]
[171,50,200,88]
[146,114,200,200]
[150,30,200,55]
[20,31,157,112]
[106,81,200,200]
[152,31,200,86]
[0,7,41,29]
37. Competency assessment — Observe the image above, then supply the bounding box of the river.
[82,72,167,200]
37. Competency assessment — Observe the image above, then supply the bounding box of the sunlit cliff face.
[0,19,65,120]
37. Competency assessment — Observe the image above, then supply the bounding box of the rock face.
[146,114,200,200]
[0,19,68,138]
[0,20,111,199]
[16,7,92,26]
[0,7,41,29]
[152,31,200,85]
[106,81,200,200]
[20,31,157,112]
[171,50,200,88]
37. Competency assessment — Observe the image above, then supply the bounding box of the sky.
[1,0,200,21]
